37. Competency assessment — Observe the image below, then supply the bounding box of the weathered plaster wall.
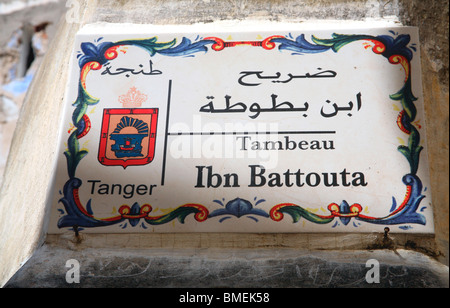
[0,0,448,287]
[0,0,66,184]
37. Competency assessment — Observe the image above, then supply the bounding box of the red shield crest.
[98,108,158,168]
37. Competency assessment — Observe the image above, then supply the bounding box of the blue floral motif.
[338,201,352,226]
[209,198,269,222]
[376,34,414,61]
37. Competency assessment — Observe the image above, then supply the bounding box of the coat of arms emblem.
[98,108,158,168]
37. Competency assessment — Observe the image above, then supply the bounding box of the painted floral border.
[57,31,427,232]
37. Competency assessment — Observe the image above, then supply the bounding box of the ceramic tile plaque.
[47,24,434,234]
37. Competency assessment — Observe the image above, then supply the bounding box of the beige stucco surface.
[0,0,448,287]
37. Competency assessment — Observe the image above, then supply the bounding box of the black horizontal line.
[168,131,335,136]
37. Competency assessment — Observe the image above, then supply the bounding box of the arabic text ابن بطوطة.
[199,68,362,119]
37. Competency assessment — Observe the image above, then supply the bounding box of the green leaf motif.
[390,76,421,175]
[390,78,418,121]
[115,37,177,56]
[312,33,374,52]
[65,132,84,178]
[145,206,201,225]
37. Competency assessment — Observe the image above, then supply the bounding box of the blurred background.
[0,0,66,185]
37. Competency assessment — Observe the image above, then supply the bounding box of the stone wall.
[397,0,449,267]
[0,0,448,287]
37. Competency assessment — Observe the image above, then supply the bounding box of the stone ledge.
[45,232,439,254]
[5,244,448,288]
